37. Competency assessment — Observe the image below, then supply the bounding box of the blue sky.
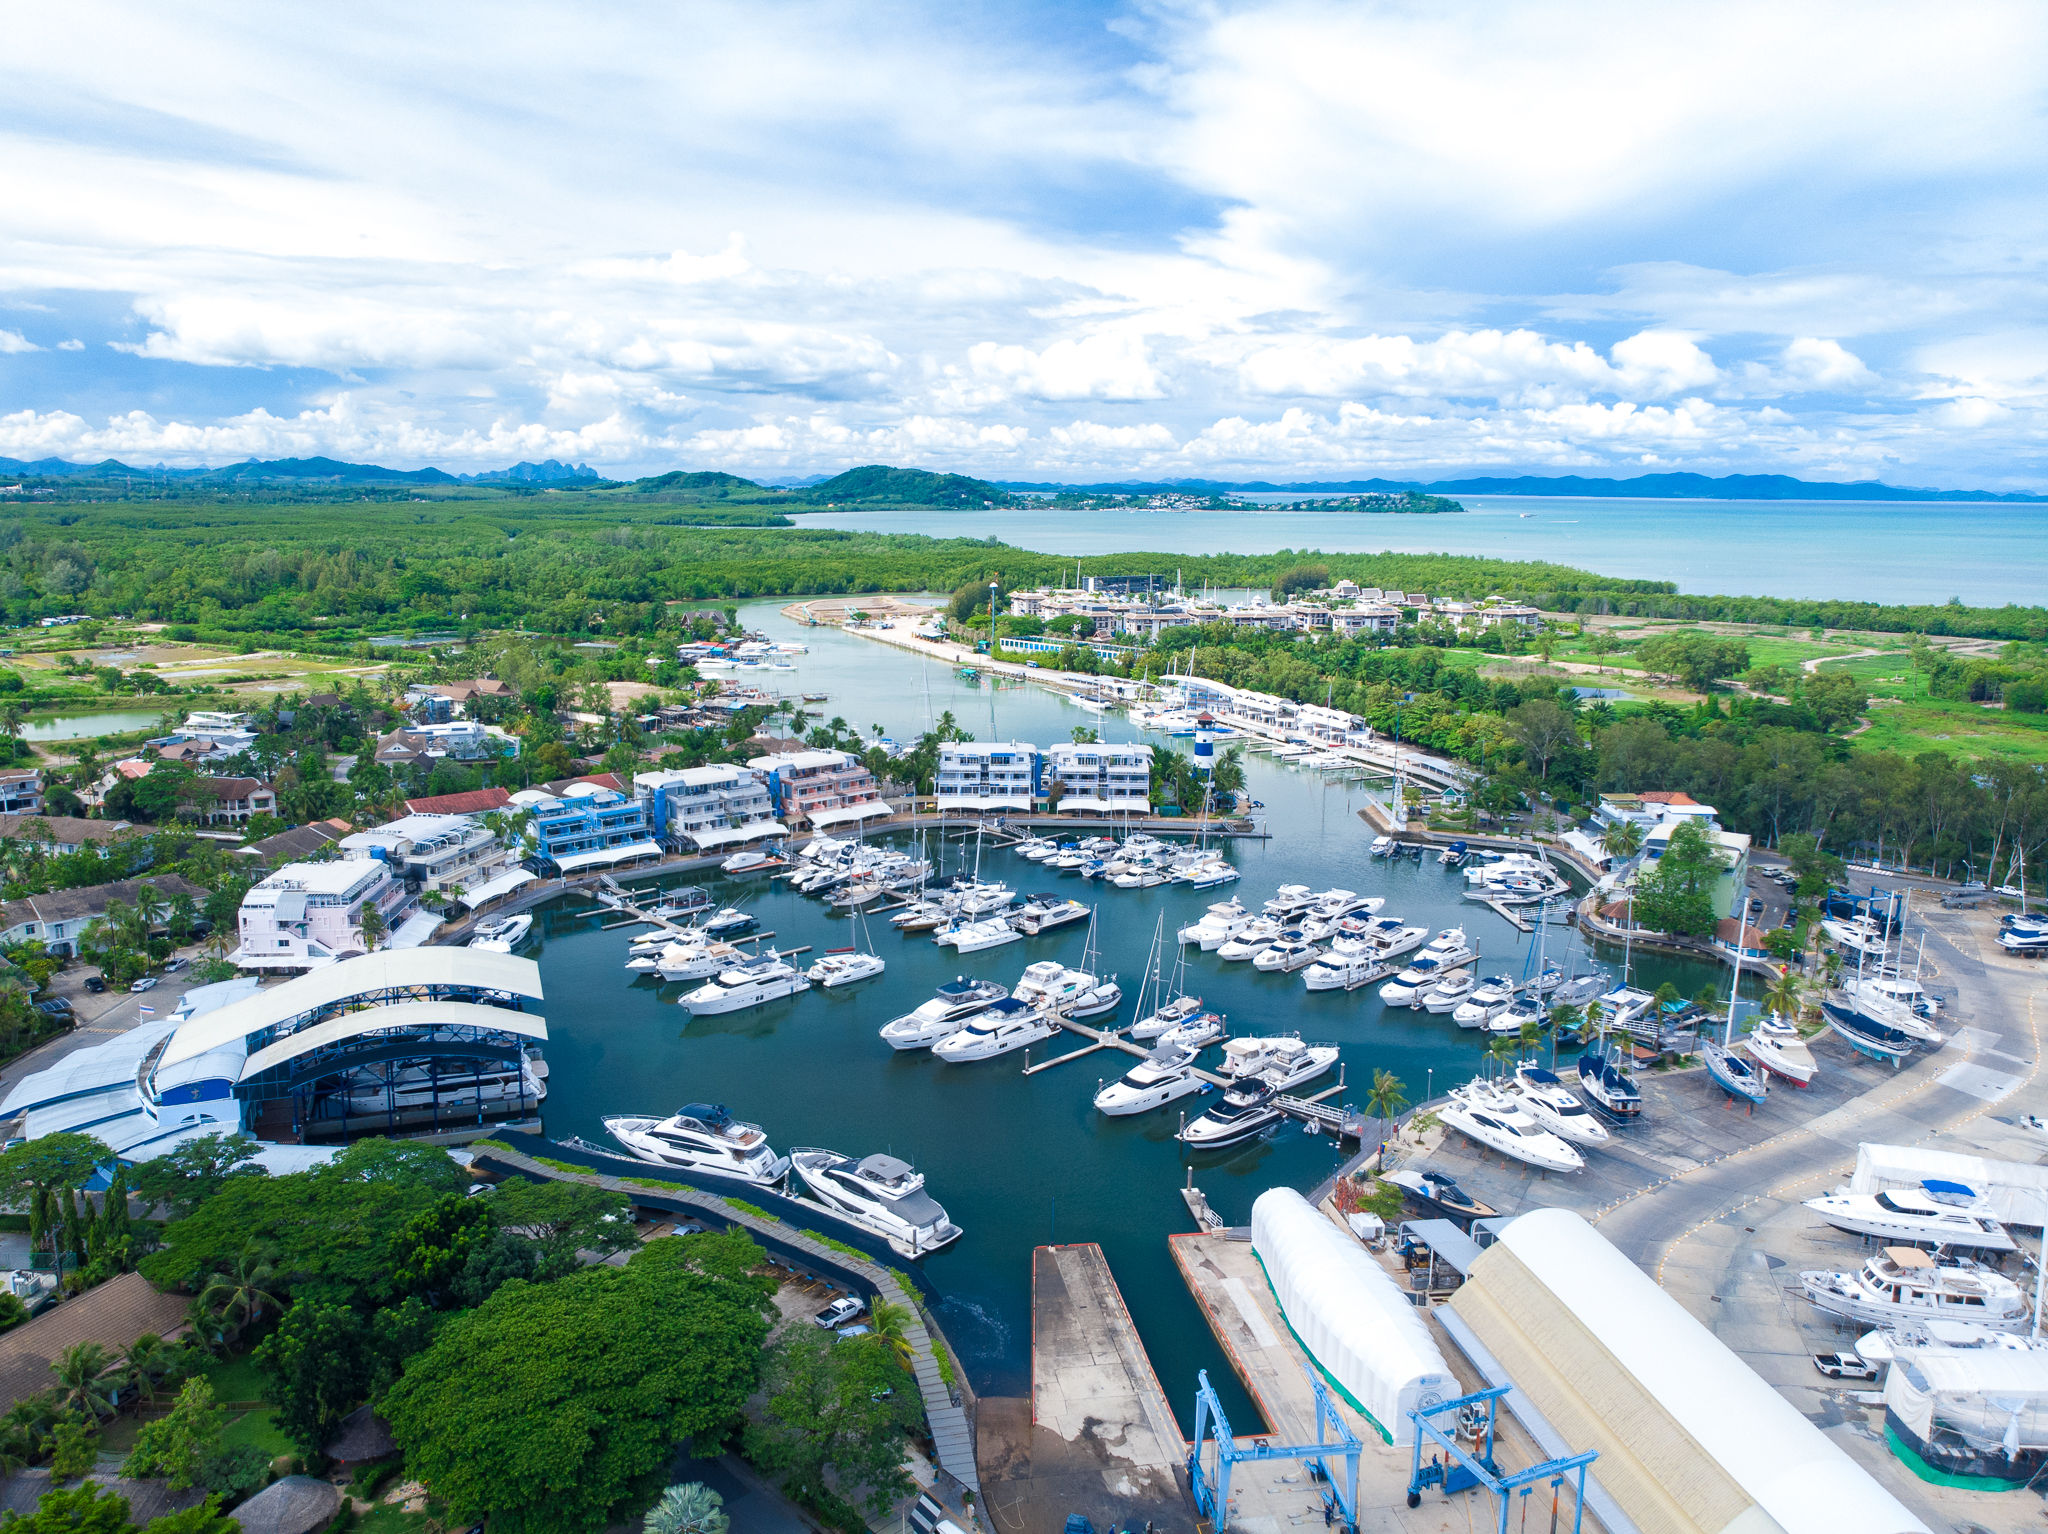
[4,0,2047,486]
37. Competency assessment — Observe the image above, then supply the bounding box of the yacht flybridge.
[679,950,809,1015]
[1177,1079,1284,1148]
[1801,1246,2027,1330]
[1216,1035,1337,1091]
[605,1103,790,1185]
[789,1149,962,1254]
[1439,1083,1584,1172]
[878,976,1008,1050]
[1093,1044,1211,1116]
[1804,1183,2017,1253]
[931,997,1058,1062]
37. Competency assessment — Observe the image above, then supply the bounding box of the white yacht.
[1010,895,1090,935]
[1011,960,1121,1019]
[932,997,1059,1062]
[1801,1247,2027,1330]
[1130,993,1208,1041]
[679,951,810,1015]
[789,1149,961,1253]
[1252,936,1322,973]
[1804,1185,2017,1253]
[1594,986,1658,1031]
[1439,1086,1584,1173]
[1302,953,1397,992]
[1423,927,1477,968]
[1485,995,1545,1038]
[1369,835,1394,857]
[1822,915,1890,957]
[1261,884,1317,920]
[934,916,1023,954]
[806,949,885,988]
[1379,955,1452,1007]
[1834,979,1945,1045]
[1742,1017,1817,1087]
[1178,899,1249,949]
[1215,918,1283,961]
[1093,1044,1211,1116]
[879,977,1009,1050]
[1155,1012,1227,1052]
[1850,973,1941,1017]
[1306,889,1383,922]
[627,938,748,982]
[467,913,533,952]
[1451,975,1516,1028]
[1177,1080,1285,1148]
[1506,1064,1610,1147]
[1422,970,1480,1014]
[605,1103,790,1185]
[720,847,784,876]
[1216,1035,1338,1091]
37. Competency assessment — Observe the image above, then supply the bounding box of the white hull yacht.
[468,913,533,952]
[1507,1064,1610,1147]
[1742,1018,1817,1087]
[679,951,810,1014]
[879,977,1008,1050]
[1012,960,1121,1019]
[1804,1186,2016,1253]
[932,997,1058,1061]
[605,1103,789,1185]
[1217,1035,1337,1092]
[789,1149,961,1254]
[1801,1246,2026,1330]
[1093,1045,1211,1116]
[1440,1086,1584,1173]
[1422,970,1480,1014]
[1178,1080,1284,1148]
[806,950,885,988]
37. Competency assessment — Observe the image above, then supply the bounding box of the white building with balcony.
[233,859,405,973]
[1045,742,1151,814]
[747,749,890,832]
[934,743,1042,812]
[633,766,783,850]
[339,813,509,894]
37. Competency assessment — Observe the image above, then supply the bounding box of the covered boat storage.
[1446,1209,1928,1534]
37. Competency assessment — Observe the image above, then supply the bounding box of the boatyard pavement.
[1400,895,2047,1531]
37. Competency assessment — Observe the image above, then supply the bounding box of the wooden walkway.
[477,1142,979,1492]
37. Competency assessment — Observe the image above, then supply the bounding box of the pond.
[20,709,166,742]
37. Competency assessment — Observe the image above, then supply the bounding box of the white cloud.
[966,332,1163,401]
[56,338,84,350]
[0,330,37,354]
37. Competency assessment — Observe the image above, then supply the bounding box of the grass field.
[1819,651,2048,765]
[196,1352,295,1458]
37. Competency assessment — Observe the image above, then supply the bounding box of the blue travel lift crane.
[1187,1369,1362,1534]
[1405,1386,1599,1534]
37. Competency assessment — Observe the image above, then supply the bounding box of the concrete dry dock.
[1169,1231,1585,1534]
[978,1244,1189,1533]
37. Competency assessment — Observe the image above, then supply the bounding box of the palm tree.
[1364,1068,1408,1151]
[864,1299,917,1370]
[0,705,23,742]
[1598,817,1643,866]
[50,1342,117,1421]
[1483,1034,1518,1077]
[119,1334,179,1409]
[358,900,387,952]
[643,1484,728,1534]
[1766,968,1804,1022]
[196,1249,283,1340]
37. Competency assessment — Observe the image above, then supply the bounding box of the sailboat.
[807,905,886,988]
[1131,915,1216,1040]
[1705,912,1768,1105]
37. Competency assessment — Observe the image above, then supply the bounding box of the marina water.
[528,601,1735,1424]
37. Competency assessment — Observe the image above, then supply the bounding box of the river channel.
[523,602,1735,1422]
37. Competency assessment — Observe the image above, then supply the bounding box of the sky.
[3,1,2047,487]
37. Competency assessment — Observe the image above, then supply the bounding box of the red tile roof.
[404,786,514,816]
[1638,791,1700,805]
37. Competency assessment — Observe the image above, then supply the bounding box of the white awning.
[1560,830,1611,866]
[456,868,538,909]
[1054,796,1140,813]
[806,802,894,829]
[388,911,445,950]
[935,794,1032,811]
[686,820,786,850]
[552,840,664,873]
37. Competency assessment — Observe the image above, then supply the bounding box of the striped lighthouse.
[1192,711,1216,772]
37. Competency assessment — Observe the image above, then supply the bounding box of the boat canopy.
[1854,1144,2048,1228]
[1249,1188,1456,1446]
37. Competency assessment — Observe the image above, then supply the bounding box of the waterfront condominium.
[1044,742,1151,814]
[934,742,1042,812]
[632,765,783,851]
[747,749,891,832]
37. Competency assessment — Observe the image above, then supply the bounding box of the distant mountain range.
[0,456,2037,501]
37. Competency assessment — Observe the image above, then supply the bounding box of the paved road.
[0,959,216,1110]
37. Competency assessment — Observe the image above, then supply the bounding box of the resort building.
[372,720,519,765]
[0,769,41,815]
[519,782,663,873]
[746,749,890,833]
[934,743,1042,812]
[233,858,406,972]
[0,814,136,855]
[632,765,782,851]
[191,776,278,825]
[1044,742,1151,814]
[0,874,207,957]
[338,813,509,893]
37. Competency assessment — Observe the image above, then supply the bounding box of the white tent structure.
[1851,1143,2048,1228]
[1248,1187,1457,1445]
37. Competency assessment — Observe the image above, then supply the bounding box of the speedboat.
[1576,1049,1642,1118]
[1178,1080,1284,1149]
[1093,1045,1211,1116]
[720,848,785,876]
[933,916,1022,954]
[1012,960,1121,1019]
[878,976,1009,1050]
[1216,1035,1338,1091]
[1383,1168,1496,1227]
[805,949,885,988]
[1452,975,1516,1027]
[1742,1017,1817,1087]
[1804,1183,2016,1253]
[605,1103,789,1185]
[1130,993,1207,1040]
[1252,936,1322,973]
[1379,956,1448,1007]
[1440,1087,1584,1173]
[1801,1247,2027,1331]
[789,1149,961,1253]
[1422,970,1480,1014]
[679,951,809,1015]
[1215,918,1283,961]
[468,913,533,952]
[1509,1063,1610,1146]
[932,997,1058,1061]
[1705,1037,1768,1105]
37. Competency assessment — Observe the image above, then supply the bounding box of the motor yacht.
[1804,1184,2016,1254]
[806,949,885,988]
[1422,927,1477,968]
[1742,1018,1817,1087]
[1451,975,1516,1028]
[1178,899,1249,949]
[1369,836,1395,857]
[933,916,1023,954]
[1848,973,1941,1018]
[604,1103,790,1185]
[1383,1168,1496,1227]
[828,879,886,909]
[1801,1247,2027,1330]
[1261,885,1317,920]
[1307,889,1382,922]
[1832,981,1945,1046]
[878,977,1009,1050]
[890,900,948,931]
[1215,918,1283,961]
[1252,936,1323,974]
[1302,953,1397,992]
[1422,970,1480,1014]
[1440,1087,1584,1173]
[1177,1080,1285,1149]
[1705,1037,1768,1105]
[1379,955,1450,1007]
[1485,995,1545,1037]
[1576,1049,1642,1118]
[1011,960,1122,1019]
[468,913,533,952]
[720,848,785,876]
[627,938,746,982]
[1552,971,1608,1009]
[1010,895,1090,936]
[679,951,810,1015]
[789,1149,961,1253]
[1093,1044,1211,1116]
[1013,837,1060,862]
[1593,986,1657,1032]
[931,997,1059,1061]
[1822,1003,1917,1065]
[1216,1035,1338,1091]
[699,907,759,938]
[1182,860,1241,889]
[1508,1064,1610,1146]
[1821,915,1890,958]
[1130,993,1207,1040]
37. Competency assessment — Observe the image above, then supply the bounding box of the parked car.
[82,974,106,993]
[129,977,159,993]
[162,956,188,973]
[33,998,72,1020]
[813,1296,865,1330]
[1811,1351,1878,1380]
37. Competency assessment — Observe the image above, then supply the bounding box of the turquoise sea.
[797,497,2048,608]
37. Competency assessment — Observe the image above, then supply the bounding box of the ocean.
[795,497,2048,608]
